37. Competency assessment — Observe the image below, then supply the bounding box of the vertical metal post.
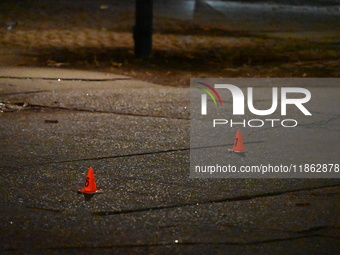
[134,0,153,58]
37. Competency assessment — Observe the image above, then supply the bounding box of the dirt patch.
[1,27,339,86]
[0,0,339,86]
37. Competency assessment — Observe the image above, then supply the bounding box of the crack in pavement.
[0,76,132,82]
[92,183,340,216]
[26,206,62,213]
[1,102,191,120]
[19,141,264,167]
[0,90,50,96]
[226,224,340,237]
[32,103,190,120]
[296,225,340,234]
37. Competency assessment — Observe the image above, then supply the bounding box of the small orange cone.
[78,167,104,194]
[229,130,247,153]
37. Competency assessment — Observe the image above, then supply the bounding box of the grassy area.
[1,24,339,86]
[1,1,339,86]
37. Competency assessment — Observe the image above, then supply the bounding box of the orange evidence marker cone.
[229,130,247,153]
[78,167,104,194]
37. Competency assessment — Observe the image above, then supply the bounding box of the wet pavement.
[0,67,339,254]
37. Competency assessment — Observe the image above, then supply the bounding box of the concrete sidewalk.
[0,67,339,254]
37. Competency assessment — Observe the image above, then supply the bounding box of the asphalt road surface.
[0,67,339,254]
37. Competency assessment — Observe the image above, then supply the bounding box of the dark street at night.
[0,1,339,254]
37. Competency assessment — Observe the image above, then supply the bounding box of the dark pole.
[134,0,153,59]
